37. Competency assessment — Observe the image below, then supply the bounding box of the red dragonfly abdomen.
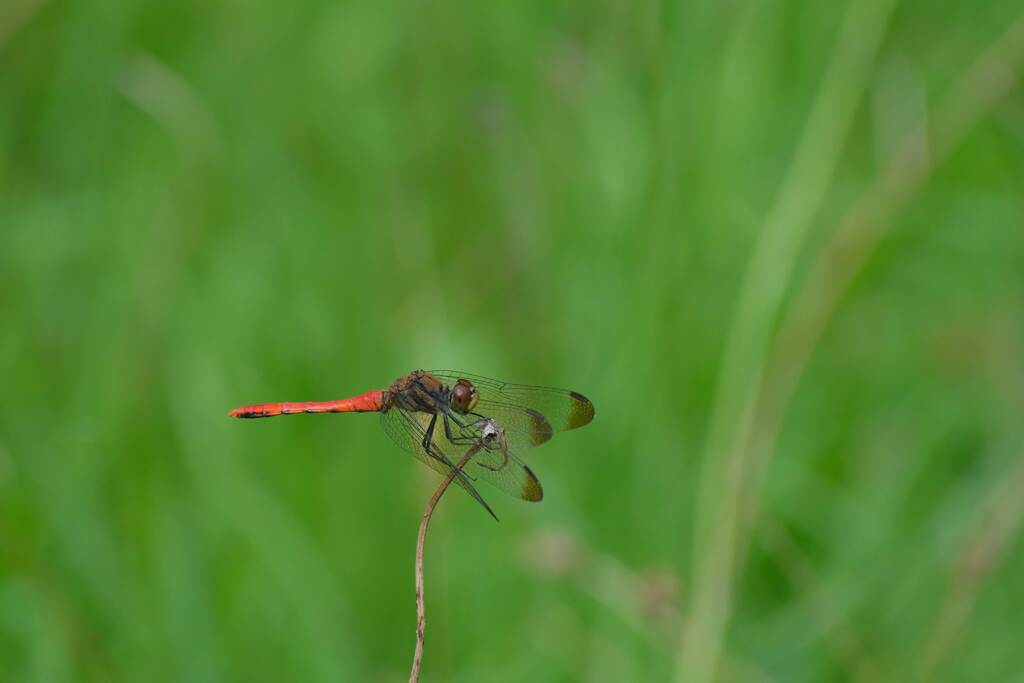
[228,389,384,418]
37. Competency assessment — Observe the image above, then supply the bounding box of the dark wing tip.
[522,465,544,502]
[565,392,595,429]
[525,408,554,446]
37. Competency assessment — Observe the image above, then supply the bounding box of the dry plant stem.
[409,445,483,683]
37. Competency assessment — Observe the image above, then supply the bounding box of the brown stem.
[408,444,483,683]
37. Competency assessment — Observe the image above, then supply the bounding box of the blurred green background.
[3,1,1024,681]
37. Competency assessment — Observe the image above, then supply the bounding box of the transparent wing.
[469,399,554,453]
[382,408,543,503]
[380,409,498,519]
[429,370,595,452]
[445,414,544,502]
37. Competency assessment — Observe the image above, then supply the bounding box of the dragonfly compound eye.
[451,379,479,413]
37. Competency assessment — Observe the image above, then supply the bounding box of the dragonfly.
[228,370,595,519]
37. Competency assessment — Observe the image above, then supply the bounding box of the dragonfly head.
[450,378,480,414]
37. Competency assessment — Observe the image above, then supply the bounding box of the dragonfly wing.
[380,409,497,519]
[471,399,553,453]
[437,415,543,501]
[429,370,595,448]
[392,409,545,503]
[471,447,544,502]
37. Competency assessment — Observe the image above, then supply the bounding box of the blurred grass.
[2,1,1024,682]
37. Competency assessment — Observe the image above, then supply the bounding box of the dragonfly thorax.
[384,370,478,416]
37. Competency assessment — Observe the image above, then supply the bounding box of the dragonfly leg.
[443,413,510,472]
[445,412,493,440]
[421,413,438,452]
[474,441,509,472]
[421,415,498,521]
[442,412,478,446]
